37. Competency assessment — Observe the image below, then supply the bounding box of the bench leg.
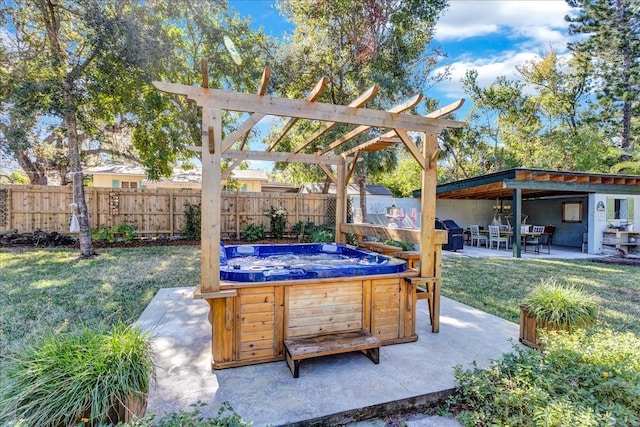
[285,348,300,378]
[363,347,380,364]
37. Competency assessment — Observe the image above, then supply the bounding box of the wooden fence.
[0,185,336,239]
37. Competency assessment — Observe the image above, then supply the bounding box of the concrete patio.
[136,287,524,426]
[443,242,606,260]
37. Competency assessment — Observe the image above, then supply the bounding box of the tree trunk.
[64,108,95,258]
[616,0,632,151]
[357,175,367,222]
[15,151,48,185]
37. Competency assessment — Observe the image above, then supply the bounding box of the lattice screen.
[0,189,7,226]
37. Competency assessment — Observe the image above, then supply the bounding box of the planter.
[109,393,148,424]
[79,393,148,425]
[519,305,560,350]
[519,279,598,350]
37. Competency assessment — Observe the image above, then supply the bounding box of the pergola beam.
[223,149,344,165]
[425,99,465,118]
[395,129,426,170]
[153,82,465,133]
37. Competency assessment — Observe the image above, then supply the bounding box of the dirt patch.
[587,256,640,267]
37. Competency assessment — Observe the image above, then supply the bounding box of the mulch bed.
[0,230,300,251]
[587,256,640,267]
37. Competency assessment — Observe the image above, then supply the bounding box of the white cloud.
[430,1,577,102]
[436,0,573,45]
[433,51,543,99]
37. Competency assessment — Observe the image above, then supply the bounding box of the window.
[607,197,635,221]
[121,181,138,189]
[562,201,583,223]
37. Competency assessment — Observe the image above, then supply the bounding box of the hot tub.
[206,242,421,369]
[220,243,406,282]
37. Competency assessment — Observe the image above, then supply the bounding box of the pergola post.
[336,162,347,243]
[200,107,223,294]
[420,132,440,332]
[512,188,522,258]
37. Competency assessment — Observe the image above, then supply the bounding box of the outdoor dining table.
[499,230,545,252]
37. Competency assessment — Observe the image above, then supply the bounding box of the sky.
[229,0,576,112]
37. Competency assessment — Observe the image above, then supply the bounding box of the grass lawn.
[2,245,638,357]
[442,256,639,334]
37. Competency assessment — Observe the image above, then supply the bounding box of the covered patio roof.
[435,168,640,200]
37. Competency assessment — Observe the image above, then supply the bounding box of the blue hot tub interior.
[220,243,406,282]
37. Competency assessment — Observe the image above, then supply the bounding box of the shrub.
[92,226,116,243]
[92,223,137,243]
[182,203,201,240]
[0,323,155,427]
[241,223,265,242]
[381,239,414,251]
[523,277,599,330]
[310,225,334,243]
[445,329,640,426]
[265,205,287,239]
[124,401,250,427]
[116,223,138,242]
[292,220,316,242]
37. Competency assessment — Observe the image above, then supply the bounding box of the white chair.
[489,225,510,250]
[470,225,488,247]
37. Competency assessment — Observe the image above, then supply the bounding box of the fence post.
[235,192,240,240]
[170,191,175,238]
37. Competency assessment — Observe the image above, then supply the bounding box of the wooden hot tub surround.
[197,269,422,369]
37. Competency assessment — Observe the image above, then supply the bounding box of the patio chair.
[520,225,531,249]
[470,225,488,247]
[526,232,551,254]
[526,225,546,248]
[489,225,510,250]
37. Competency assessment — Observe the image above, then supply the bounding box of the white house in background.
[85,163,146,188]
[85,163,273,192]
[299,182,421,222]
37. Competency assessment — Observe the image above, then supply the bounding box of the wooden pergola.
[153,65,465,368]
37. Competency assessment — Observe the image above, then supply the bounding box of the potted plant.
[0,323,155,426]
[519,278,598,349]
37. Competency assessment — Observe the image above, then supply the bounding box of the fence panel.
[0,185,335,239]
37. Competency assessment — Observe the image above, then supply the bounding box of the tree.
[2,1,270,257]
[566,0,640,153]
[460,51,614,174]
[129,1,272,179]
[271,0,449,215]
[2,0,160,257]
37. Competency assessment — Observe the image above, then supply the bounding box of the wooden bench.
[284,330,381,378]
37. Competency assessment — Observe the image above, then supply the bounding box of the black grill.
[435,219,464,251]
